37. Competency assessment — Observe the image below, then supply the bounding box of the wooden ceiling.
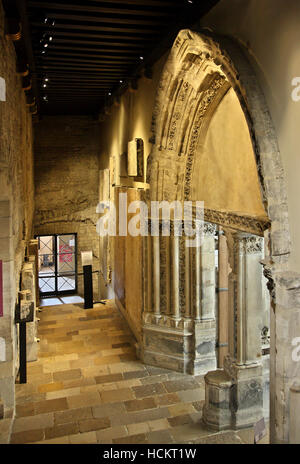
[24,0,220,115]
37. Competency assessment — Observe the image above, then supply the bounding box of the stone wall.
[0,1,34,443]
[34,116,100,297]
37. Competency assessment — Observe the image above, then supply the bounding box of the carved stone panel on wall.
[128,138,144,181]
[99,168,112,284]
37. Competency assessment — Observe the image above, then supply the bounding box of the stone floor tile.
[169,421,215,443]
[146,429,174,444]
[123,370,149,380]
[15,403,35,418]
[43,361,71,373]
[163,378,199,393]
[46,387,81,400]
[69,431,97,444]
[113,433,148,444]
[45,422,79,439]
[168,402,195,417]
[92,402,126,418]
[96,426,128,442]
[11,429,45,444]
[63,376,96,389]
[178,388,205,403]
[54,406,93,425]
[67,391,101,409]
[132,383,166,399]
[16,393,46,405]
[100,388,134,403]
[38,382,64,393]
[53,368,82,382]
[94,373,123,384]
[94,355,121,366]
[34,435,70,444]
[147,418,170,432]
[168,414,194,427]
[193,431,243,444]
[34,397,69,415]
[116,379,141,389]
[79,417,111,433]
[126,422,150,435]
[140,374,169,385]
[13,413,54,433]
[155,393,180,406]
[124,397,157,412]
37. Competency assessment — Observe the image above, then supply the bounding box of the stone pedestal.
[142,313,194,373]
[202,369,232,430]
[203,358,263,430]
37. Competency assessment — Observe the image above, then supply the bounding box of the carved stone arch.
[147,29,290,261]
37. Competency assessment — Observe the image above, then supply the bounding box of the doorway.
[36,233,77,297]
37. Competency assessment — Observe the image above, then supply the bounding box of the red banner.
[0,260,3,317]
[59,244,73,263]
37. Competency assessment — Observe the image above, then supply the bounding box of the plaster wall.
[192,87,266,217]
[200,0,300,272]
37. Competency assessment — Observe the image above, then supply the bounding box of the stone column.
[193,222,217,375]
[234,233,264,366]
[203,232,265,430]
[152,235,160,318]
[146,234,152,312]
[217,229,229,367]
[184,239,191,319]
[171,234,180,320]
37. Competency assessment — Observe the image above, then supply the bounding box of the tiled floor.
[12,301,269,444]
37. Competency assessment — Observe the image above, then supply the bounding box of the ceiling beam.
[31,21,160,34]
[28,1,173,17]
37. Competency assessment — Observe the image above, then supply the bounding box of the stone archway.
[145,29,299,444]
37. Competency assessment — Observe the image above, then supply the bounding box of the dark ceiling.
[17,0,220,115]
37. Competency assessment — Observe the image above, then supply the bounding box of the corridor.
[11,302,267,444]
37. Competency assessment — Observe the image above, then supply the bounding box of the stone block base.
[203,362,264,431]
[202,370,232,430]
[142,313,217,375]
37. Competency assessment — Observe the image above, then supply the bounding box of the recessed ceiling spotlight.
[119,80,123,83]
[108,92,111,96]
[44,17,55,26]
[49,36,53,41]
[139,56,144,60]
[44,43,48,48]
[44,77,49,82]
[43,83,47,88]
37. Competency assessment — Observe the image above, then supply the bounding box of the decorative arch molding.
[147,29,290,261]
